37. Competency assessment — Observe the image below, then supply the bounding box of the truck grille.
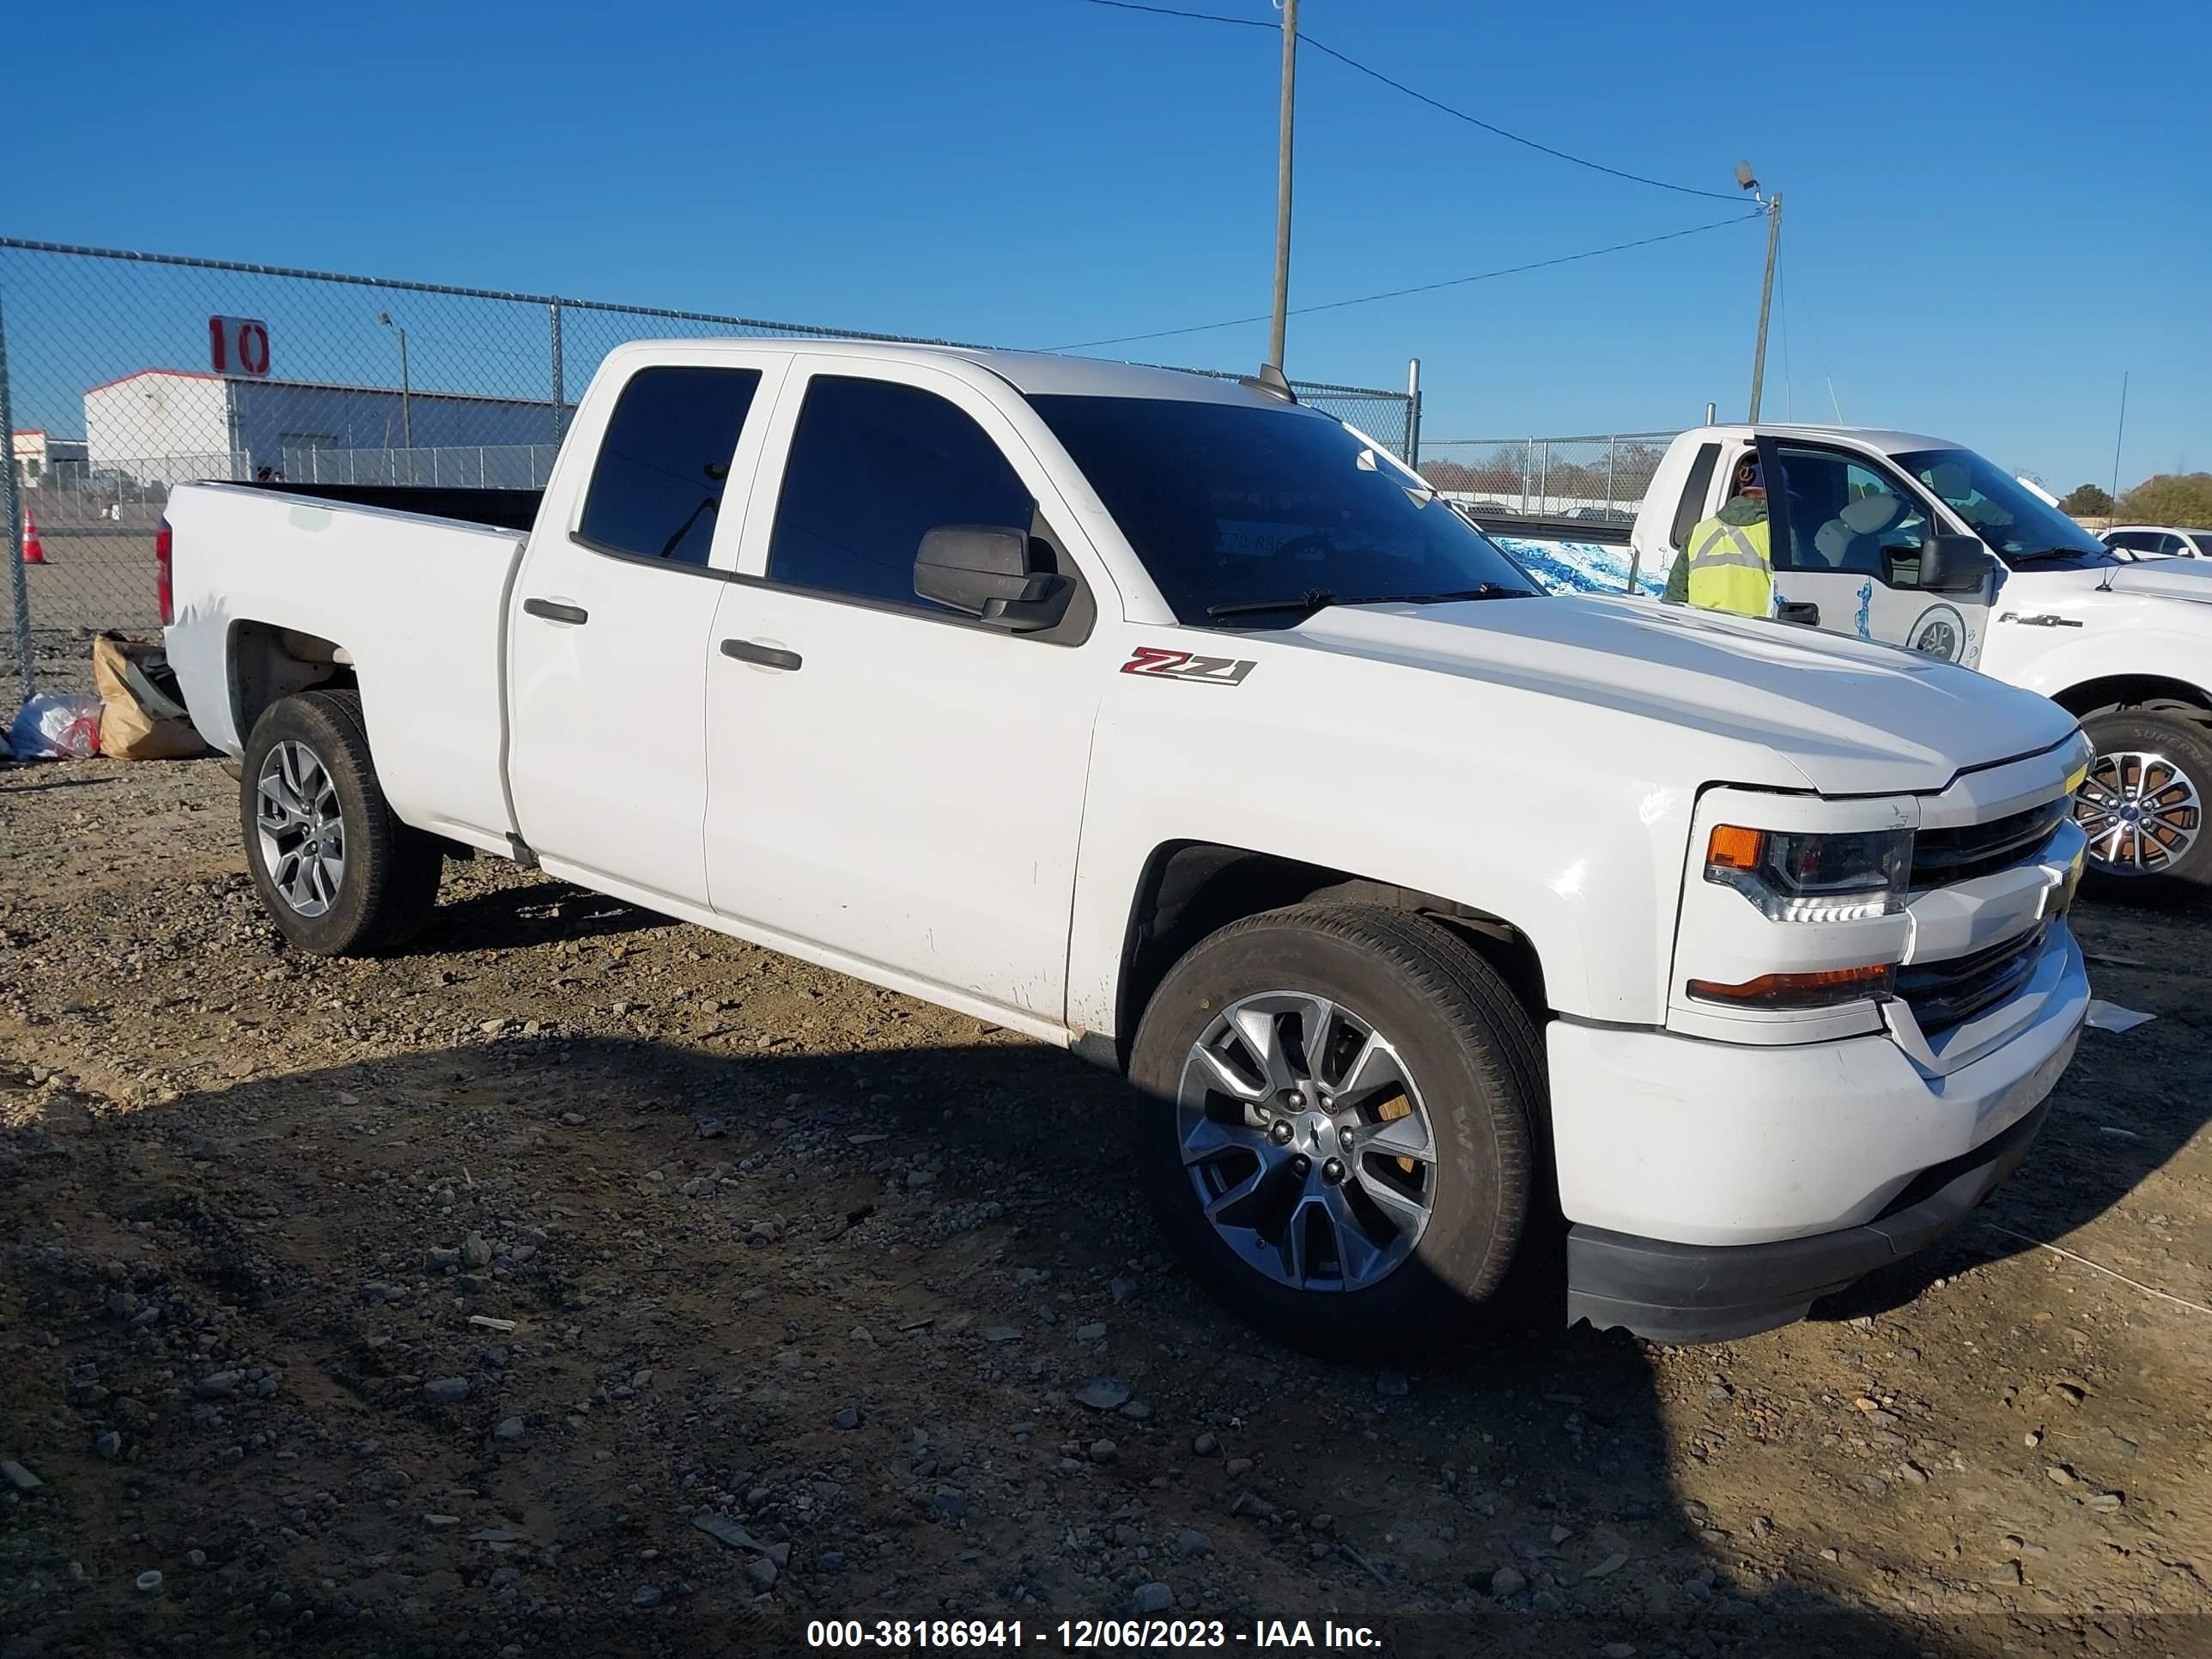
[1897,922,2049,1038]
[1911,797,2069,888]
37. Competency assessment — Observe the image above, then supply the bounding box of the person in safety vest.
[1665,455,1772,617]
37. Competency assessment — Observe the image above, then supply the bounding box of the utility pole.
[1267,0,1299,374]
[1747,191,1783,422]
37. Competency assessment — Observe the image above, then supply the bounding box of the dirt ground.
[2,754,2208,1659]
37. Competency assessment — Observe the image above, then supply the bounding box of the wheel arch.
[1095,840,1548,1073]
[2048,672,2212,724]
[229,620,356,745]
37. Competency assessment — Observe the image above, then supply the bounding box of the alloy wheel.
[1175,990,1437,1293]
[2075,749,2203,876]
[255,739,346,916]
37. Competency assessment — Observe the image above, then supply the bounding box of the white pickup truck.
[162,340,2091,1352]
[1631,425,2212,901]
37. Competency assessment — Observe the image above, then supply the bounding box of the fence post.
[1405,357,1421,468]
[550,302,567,441]
[0,291,29,704]
[1521,438,1532,516]
[1607,434,1617,515]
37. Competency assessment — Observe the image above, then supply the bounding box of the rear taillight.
[155,518,174,626]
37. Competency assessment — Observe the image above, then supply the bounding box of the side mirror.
[914,524,1073,632]
[1885,534,1992,593]
[1918,532,1995,593]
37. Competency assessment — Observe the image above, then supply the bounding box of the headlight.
[1705,824,1912,922]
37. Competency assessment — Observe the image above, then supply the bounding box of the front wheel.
[1129,904,1543,1356]
[240,690,443,954]
[2075,708,2212,906]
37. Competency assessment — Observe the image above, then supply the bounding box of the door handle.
[720,639,803,672]
[523,598,589,625]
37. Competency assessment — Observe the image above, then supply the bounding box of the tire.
[2075,708,2212,906]
[1129,903,1542,1356]
[240,690,443,954]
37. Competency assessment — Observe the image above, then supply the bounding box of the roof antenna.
[1240,362,1297,404]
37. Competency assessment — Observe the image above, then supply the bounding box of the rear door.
[506,354,784,908]
[699,359,1104,1025]
[1760,436,1994,668]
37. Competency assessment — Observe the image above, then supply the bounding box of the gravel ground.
[2,754,2209,1659]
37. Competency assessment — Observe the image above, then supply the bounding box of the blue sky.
[9,0,2209,489]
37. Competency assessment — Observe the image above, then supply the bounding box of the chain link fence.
[1,239,1416,703]
[1417,432,1680,524]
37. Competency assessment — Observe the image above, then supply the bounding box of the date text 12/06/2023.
[805,1617,1384,1650]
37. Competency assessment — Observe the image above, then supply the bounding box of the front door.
[701,360,1103,1025]
[1760,437,1995,668]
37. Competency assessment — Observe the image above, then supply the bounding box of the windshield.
[1893,447,2112,567]
[1030,394,1539,625]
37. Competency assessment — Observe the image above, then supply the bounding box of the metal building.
[82,369,564,487]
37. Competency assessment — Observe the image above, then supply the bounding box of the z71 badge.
[1121,647,1257,685]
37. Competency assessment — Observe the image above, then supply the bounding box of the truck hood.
[1281,594,2079,796]
[2100,559,2212,605]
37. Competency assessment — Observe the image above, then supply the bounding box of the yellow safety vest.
[1684,514,1772,617]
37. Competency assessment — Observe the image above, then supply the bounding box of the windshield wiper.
[2009,547,2105,564]
[1206,584,1534,620]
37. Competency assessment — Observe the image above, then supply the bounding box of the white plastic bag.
[6,692,105,760]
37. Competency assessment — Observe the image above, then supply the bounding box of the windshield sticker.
[1122,647,1256,685]
[1908,604,1968,662]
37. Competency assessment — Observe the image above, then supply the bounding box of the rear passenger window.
[768,376,1034,610]
[1669,443,1723,551]
[580,366,762,566]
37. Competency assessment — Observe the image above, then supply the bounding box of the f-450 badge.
[1121,647,1257,685]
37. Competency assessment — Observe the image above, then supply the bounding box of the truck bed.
[164,479,532,854]
[238,480,544,534]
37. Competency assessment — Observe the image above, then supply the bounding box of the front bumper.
[1565,1097,2049,1341]
[1548,921,2086,1342]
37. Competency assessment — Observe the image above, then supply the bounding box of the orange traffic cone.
[21,506,44,565]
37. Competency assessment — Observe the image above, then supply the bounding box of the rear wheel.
[2075,708,2212,906]
[1130,904,1541,1355]
[240,690,442,954]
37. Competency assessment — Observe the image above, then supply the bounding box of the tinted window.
[1031,395,1536,625]
[1894,447,2110,567]
[769,376,1034,609]
[580,366,762,566]
[1669,442,1722,550]
[2192,534,2212,556]
[1769,445,1929,577]
[2106,532,2151,550]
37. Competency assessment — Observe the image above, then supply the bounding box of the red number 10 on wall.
[209,316,271,378]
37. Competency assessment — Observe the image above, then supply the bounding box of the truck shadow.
[0,1034,2001,1658]
[396,876,662,954]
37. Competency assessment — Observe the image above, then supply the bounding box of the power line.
[1069,0,1739,202]
[1297,40,1738,202]
[1047,212,1761,350]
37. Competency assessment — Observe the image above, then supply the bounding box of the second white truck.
[162,340,2089,1352]
[1630,425,2212,902]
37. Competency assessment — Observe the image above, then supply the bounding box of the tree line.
[2061,474,2212,523]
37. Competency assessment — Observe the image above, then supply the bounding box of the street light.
[1737,163,1783,423]
[378,311,413,457]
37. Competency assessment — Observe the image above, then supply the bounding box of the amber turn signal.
[1686,962,1896,1010]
